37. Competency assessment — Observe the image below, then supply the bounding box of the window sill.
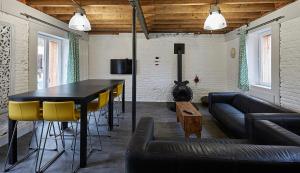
[251,84,271,90]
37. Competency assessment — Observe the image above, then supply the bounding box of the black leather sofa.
[208,92,292,138]
[126,116,300,173]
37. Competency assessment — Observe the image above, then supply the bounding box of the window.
[37,34,64,89]
[258,31,272,88]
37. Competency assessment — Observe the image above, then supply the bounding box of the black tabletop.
[8,79,124,103]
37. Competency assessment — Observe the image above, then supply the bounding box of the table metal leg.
[80,103,87,168]
[122,83,125,113]
[108,90,114,131]
[8,119,17,164]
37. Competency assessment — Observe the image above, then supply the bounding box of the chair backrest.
[98,90,110,108]
[43,101,78,121]
[8,101,41,121]
[114,83,123,97]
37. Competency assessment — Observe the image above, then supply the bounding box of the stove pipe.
[174,43,185,82]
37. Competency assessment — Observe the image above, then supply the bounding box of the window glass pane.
[259,34,272,87]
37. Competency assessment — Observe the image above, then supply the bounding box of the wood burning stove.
[168,43,193,111]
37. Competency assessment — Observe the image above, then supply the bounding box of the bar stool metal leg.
[71,121,80,173]
[35,122,65,173]
[4,121,40,172]
[91,112,102,151]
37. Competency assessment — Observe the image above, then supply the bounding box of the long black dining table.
[8,79,125,168]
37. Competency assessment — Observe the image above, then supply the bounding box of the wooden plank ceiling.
[21,0,295,34]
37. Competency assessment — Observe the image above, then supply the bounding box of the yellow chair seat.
[88,101,99,112]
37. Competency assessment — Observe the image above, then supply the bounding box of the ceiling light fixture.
[204,1,227,31]
[69,0,91,31]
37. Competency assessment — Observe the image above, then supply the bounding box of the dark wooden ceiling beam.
[129,0,149,39]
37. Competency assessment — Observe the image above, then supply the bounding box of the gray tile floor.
[0,102,226,173]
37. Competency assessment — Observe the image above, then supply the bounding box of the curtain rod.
[20,13,82,37]
[237,16,284,35]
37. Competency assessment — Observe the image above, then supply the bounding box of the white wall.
[280,16,300,112]
[225,38,239,91]
[225,0,300,108]
[89,34,228,102]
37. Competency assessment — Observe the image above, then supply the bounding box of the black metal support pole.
[132,6,137,133]
[128,0,149,39]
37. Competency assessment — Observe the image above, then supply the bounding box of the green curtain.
[238,30,249,91]
[67,32,80,83]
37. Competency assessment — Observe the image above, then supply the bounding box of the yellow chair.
[88,90,110,112]
[113,83,124,124]
[87,90,110,144]
[113,83,123,98]
[36,101,80,173]
[4,101,42,172]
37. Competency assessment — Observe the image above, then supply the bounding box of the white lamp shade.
[69,12,91,31]
[204,11,227,30]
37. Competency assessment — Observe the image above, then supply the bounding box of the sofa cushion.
[232,94,288,114]
[212,103,246,138]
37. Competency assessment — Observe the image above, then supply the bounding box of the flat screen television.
[110,59,132,74]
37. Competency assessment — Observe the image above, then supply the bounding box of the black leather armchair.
[126,117,300,173]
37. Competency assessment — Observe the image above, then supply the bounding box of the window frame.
[37,33,63,89]
[257,29,272,88]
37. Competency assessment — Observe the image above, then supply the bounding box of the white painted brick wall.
[280,16,300,111]
[0,12,29,95]
[89,33,228,102]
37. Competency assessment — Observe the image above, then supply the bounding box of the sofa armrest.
[208,92,239,112]
[245,113,300,142]
[126,117,154,173]
[251,120,300,146]
[126,117,154,153]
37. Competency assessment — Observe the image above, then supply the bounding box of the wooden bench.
[176,102,202,139]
